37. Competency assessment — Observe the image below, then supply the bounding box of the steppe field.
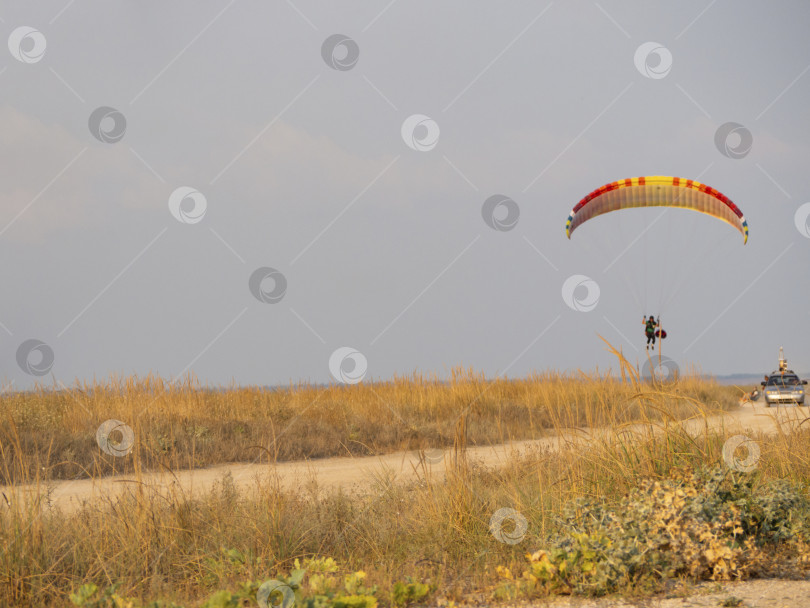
[3,361,810,608]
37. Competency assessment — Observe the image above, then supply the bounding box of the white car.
[760,372,807,406]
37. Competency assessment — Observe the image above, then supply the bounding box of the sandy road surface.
[522,578,810,607]
[2,403,808,514]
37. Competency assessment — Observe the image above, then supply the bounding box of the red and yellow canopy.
[565,176,748,244]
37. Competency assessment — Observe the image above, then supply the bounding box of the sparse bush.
[390,579,433,607]
[514,468,810,596]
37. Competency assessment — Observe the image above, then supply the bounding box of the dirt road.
[525,578,810,607]
[2,403,808,515]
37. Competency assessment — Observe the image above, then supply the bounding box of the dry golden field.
[0,365,740,484]
[3,363,809,607]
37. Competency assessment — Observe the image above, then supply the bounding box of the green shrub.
[390,580,432,607]
[514,468,810,596]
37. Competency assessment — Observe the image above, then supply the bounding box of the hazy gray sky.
[2,0,809,390]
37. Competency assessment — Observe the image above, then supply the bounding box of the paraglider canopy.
[565,176,748,244]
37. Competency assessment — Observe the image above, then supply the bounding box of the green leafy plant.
[390,579,432,607]
[515,467,810,597]
[297,561,378,608]
[70,583,139,608]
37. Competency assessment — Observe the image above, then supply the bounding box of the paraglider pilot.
[643,315,660,350]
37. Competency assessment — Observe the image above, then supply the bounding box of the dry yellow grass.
[1,361,764,606]
[0,366,740,484]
